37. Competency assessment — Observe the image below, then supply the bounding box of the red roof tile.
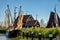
[23,15,31,22]
[14,15,32,26]
[27,20,37,25]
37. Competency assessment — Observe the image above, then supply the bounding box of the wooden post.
[38,33,42,40]
[31,32,34,40]
[49,34,53,40]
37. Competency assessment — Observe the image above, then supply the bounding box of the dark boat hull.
[6,30,20,38]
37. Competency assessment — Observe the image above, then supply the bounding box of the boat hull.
[6,30,20,38]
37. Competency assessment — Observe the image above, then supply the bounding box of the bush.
[21,27,60,38]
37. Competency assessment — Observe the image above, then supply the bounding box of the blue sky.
[0,0,60,23]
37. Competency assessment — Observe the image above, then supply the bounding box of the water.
[0,34,6,40]
[0,34,38,40]
[0,34,58,40]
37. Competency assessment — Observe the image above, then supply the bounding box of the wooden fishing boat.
[6,26,21,38]
[6,6,23,38]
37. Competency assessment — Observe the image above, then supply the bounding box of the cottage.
[14,15,40,28]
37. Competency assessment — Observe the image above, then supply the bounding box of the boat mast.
[14,7,17,21]
[7,5,10,27]
[5,5,11,28]
[54,4,59,26]
[16,6,24,30]
[4,14,6,27]
[54,5,56,13]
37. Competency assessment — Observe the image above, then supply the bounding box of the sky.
[0,0,60,24]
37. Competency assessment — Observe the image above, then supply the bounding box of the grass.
[0,26,60,38]
[0,26,60,40]
[0,27,7,30]
[21,27,60,38]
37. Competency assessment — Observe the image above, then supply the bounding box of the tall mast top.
[18,6,23,16]
[54,4,56,13]
[20,6,22,11]
[14,7,17,12]
[7,5,9,9]
[14,7,17,21]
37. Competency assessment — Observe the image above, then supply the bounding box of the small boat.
[6,30,20,38]
[6,26,21,38]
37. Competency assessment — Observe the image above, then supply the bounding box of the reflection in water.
[0,34,58,40]
[0,34,38,40]
[0,34,6,40]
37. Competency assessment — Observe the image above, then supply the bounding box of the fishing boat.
[6,26,21,38]
[6,5,23,38]
[6,30,20,38]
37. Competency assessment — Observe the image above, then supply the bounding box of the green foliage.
[0,27,7,30]
[21,27,60,38]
